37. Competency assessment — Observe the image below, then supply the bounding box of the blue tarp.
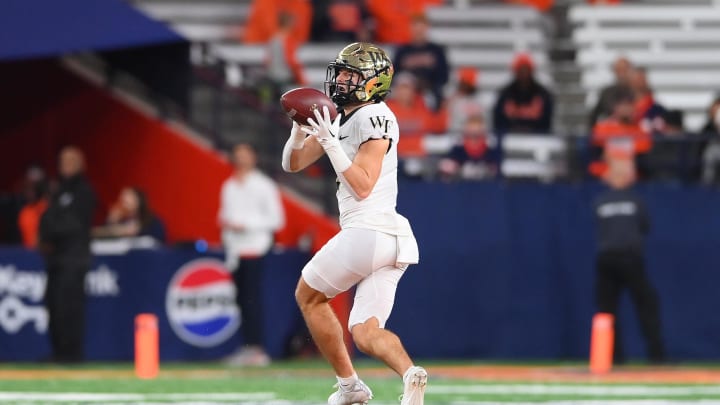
[0,0,183,61]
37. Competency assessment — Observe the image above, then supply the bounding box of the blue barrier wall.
[0,248,309,361]
[1,181,720,361]
[389,180,720,361]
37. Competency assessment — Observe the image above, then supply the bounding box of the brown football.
[280,87,338,125]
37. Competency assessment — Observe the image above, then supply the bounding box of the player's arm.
[281,122,325,173]
[305,106,390,200]
[341,138,389,199]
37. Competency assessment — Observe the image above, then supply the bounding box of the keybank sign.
[0,264,120,334]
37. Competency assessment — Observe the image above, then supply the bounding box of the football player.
[281,42,426,405]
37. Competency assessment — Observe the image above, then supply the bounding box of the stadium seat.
[135,2,249,23]
[581,69,720,91]
[574,29,720,50]
[428,27,544,48]
[447,49,548,68]
[570,3,720,132]
[501,134,569,180]
[426,5,540,27]
[577,49,720,69]
[202,4,553,93]
[172,23,240,43]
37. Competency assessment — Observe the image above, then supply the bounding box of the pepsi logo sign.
[166,258,240,347]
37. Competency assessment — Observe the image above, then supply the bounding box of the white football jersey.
[335,101,414,238]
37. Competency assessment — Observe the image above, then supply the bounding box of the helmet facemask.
[325,63,365,107]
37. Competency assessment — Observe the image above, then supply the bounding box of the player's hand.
[302,105,351,173]
[303,106,341,151]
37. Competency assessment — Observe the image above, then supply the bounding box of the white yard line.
[0,392,274,402]
[98,402,720,405]
[429,384,720,396]
[449,402,720,405]
[2,388,720,404]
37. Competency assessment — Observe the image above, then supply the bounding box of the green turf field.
[1,360,720,404]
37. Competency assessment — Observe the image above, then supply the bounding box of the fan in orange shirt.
[365,0,442,45]
[17,166,49,249]
[265,13,307,87]
[385,72,446,158]
[243,0,312,44]
[505,0,554,11]
[590,87,651,177]
[592,88,651,154]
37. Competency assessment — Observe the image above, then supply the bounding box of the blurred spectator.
[443,67,485,134]
[630,67,667,135]
[386,72,445,160]
[311,0,371,42]
[393,12,450,111]
[17,165,49,248]
[589,56,633,127]
[365,0,442,45]
[660,109,684,137]
[646,109,686,181]
[243,0,312,45]
[701,97,720,185]
[590,88,651,178]
[493,53,554,134]
[700,96,720,135]
[259,12,307,103]
[220,143,285,366]
[39,146,96,363]
[437,114,499,181]
[593,158,665,365]
[592,87,650,153]
[92,187,166,243]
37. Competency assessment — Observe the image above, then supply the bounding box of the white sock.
[337,373,359,391]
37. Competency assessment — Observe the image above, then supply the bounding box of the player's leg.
[226,257,269,366]
[595,252,622,314]
[349,267,412,375]
[238,257,264,349]
[44,261,62,361]
[296,278,355,377]
[350,267,427,405]
[347,232,427,405]
[45,261,87,363]
[595,251,625,363]
[295,229,375,404]
[622,252,665,363]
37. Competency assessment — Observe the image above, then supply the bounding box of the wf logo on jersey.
[369,116,393,133]
[166,259,240,347]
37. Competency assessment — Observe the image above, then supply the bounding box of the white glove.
[303,106,351,173]
[303,106,340,149]
[281,121,308,172]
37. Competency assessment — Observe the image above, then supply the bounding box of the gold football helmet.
[325,42,394,106]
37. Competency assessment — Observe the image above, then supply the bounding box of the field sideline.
[1,360,720,404]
